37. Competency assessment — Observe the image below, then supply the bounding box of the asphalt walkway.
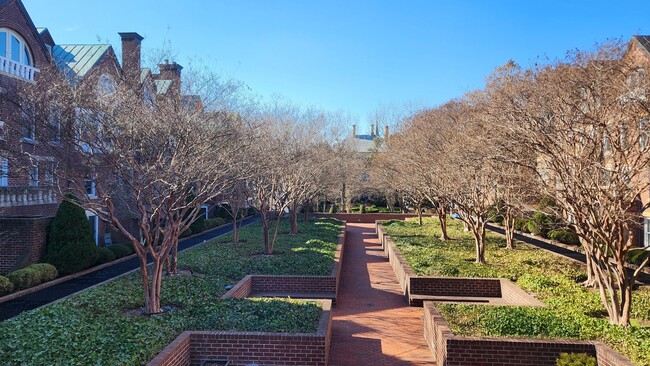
[0,216,260,321]
[329,223,434,366]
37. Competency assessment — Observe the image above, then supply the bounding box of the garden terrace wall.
[221,224,346,302]
[376,224,502,306]
[148,300,332,366]
[423,302,633,366]
[313,213,431,224]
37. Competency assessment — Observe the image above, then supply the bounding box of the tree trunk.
[142,256,164,315]
[504,212,515,250]
[303,202,309,223]
[166,239,179,275]
[261,211,272,255]
[290,202,299,235]
[437,206,450,240]
[417,205,423,226]
[471,218,486,264]
[232,219,239,244]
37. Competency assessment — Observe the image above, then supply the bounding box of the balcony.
[0,55,39,82]
[0,186,57,208]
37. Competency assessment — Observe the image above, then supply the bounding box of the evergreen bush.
[0,275,14,295]
[5,263,57,291]
[547,229,580,246]
[556,352,597,366]
[46,195,99,274]
[106,244,132,259]
[96,247,116,265]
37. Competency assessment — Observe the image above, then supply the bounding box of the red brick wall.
[423,302,634,366]
[0,216,52,274]
[148,301,332,366]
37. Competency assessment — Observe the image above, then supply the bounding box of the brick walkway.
[329,223,434,366]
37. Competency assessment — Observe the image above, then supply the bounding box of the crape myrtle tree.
[493,42,650,325]
[14,63,245,314]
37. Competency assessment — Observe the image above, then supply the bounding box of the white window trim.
[0,157,8,186]
[85,211,99,245]
[644,218,650,248]
[28,164,38,187]
[84,178,96,198]
[201,204,209,219]
[0,28,33,66]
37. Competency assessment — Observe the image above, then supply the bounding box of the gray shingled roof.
[155,79,172,95]
[633,35,650,55]
[52,44,111,83]
[342,134,382,153]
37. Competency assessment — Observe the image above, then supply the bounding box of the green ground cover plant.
[0,217,342,365]
[381,217,650,365]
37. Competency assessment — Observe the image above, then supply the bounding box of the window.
[84,178,96,198]
[44,162,55,185]
[645,218,650,248]
[97,74,116,96]
[75,108,101,152]
[49,108,61,144]
[0,157,8,186]
[21,103,35,142]
[0,28,33,66]
[28,164,38,186]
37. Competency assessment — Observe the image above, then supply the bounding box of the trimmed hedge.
[106,244,132,259]
[556,352,597,366]
[205,217,225,229]
[547,229,580,246]
[0,276,13,295]
[6,263,58,291]
[96,247,116,265]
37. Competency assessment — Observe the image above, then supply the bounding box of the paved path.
[0,216,260,322]
[486,224,650,284]
[329,223,434,366]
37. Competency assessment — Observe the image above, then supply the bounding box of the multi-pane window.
[0,157,8,186]
[28,164,38,187]
[0,28,33,66]
[49,108,61,144]
[44,162,55,185]
[84,178,96,198]
[21,103,35,142]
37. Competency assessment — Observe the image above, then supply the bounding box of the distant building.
[341,123,389,157]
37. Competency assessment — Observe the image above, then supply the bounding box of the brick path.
[329,223,434,366]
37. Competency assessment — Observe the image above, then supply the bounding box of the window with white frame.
[86,211,99,245]
[21,103,35,142]
[44,162,55,185]
[97,74,116,96]
[0,28,33,66]
[84,178,96,198]
[28,163,38,186]
[49,108,61,144]
[645,218,650,248]
[0,157,8,186]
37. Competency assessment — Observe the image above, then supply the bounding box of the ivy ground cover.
[0,217,342,365]
[381,217,650,365]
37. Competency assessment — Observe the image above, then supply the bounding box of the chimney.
[384,125,389,139]
[351,124,356,137]
[158,59,183,96]
[370,124,375,137]
[118,32,144,82]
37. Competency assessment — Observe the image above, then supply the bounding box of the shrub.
[180,228,193,238]
[190,215,207,234]
[360,204,366,214]
[96,247,116,265]
[487,205,504,224]
[107,244,132,259]
[547,229,580,246]
[215,204,232,220]
[514,217,530,233]
[329,203,337,213]
[205,217,225,229]
[527,219,542,235]
[0,275,14,295]
[46,195,99,275]
[627,250,649,266]
[556,352,597,366]
[5,263,57,291]
[121,241,135,253]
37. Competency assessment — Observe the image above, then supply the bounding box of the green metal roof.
[140,67,152,83]
[155,79,173,95]
[52,44,111,83]
[36,27,47,34]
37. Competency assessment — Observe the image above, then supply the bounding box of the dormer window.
[0,28,38,81]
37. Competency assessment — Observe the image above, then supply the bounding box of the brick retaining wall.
[0,216,53,274]
[313,213,431,224]
[423,302,633,366]
[148,300,332,366]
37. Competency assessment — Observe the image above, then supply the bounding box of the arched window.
[97,74,116,96]
[0,28,33,66]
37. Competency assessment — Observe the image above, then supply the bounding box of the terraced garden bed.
[0,218,343,365]
[381,217,650,365]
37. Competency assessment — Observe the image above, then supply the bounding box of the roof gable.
[52,44,113,83]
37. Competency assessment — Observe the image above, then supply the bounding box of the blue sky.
[25,0,650,128]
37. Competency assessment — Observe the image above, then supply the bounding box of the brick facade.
[0,216,52,274]
[148,300,332,366]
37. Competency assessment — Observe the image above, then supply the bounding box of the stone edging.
[423,302,633,366]
[148,299,333,366]
[0,218,249,305]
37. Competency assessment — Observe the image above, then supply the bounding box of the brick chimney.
[384,125,389,139]
[352,124,356,137]
[158,59,183,96]
[118,32,144,82]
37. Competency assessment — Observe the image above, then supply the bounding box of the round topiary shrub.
[28,263,58,283]
[556,352,596,366]
[106,244,132,259]
[547,229,580,246]
[0,275,14,295]
[46,195,99,275]
[6,267,41,291]
[96,247,116,265]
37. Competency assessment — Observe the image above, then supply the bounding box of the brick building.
[0,0,184,274]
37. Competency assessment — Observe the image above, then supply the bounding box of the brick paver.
[329,223,434,366]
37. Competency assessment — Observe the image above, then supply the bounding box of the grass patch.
[0,217,342,365]
[382,217,650,365]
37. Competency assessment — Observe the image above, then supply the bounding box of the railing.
[0,186,57,207]
[0,55,40,82]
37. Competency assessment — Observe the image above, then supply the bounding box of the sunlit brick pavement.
[329,223,434,366]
